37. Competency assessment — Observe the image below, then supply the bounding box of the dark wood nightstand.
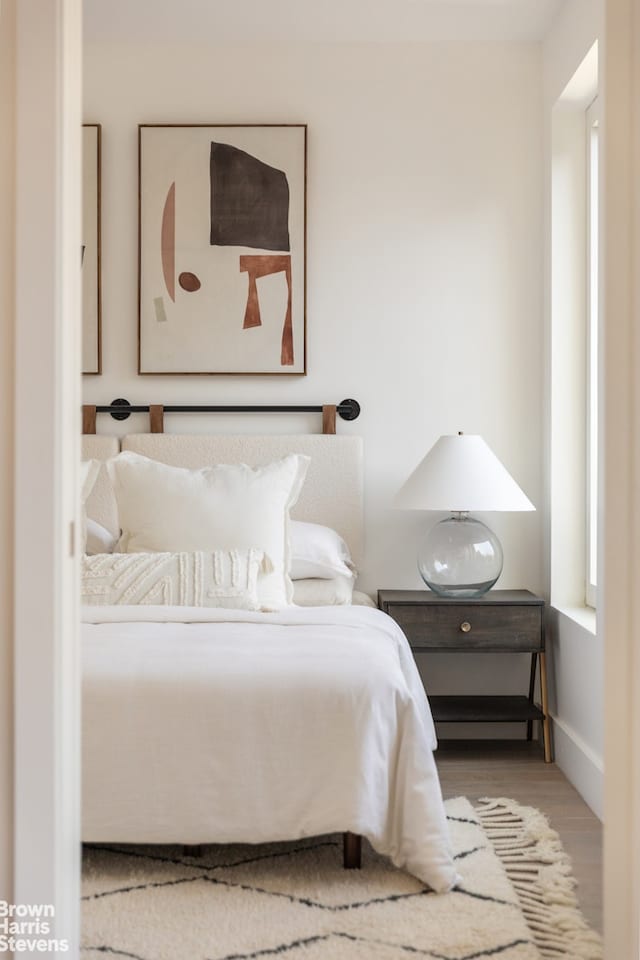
[378,589,551,762]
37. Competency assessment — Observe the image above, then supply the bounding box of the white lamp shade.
[395,434,535,512]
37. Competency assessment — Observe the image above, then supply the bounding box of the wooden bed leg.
[182,844,204,857]
[343,832,362,869]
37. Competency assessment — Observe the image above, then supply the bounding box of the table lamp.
[395,433,535,598]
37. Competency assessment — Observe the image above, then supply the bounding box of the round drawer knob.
[460,621,472,633]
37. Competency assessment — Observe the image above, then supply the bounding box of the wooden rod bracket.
[149,404,165,433]
[82,404,97,435]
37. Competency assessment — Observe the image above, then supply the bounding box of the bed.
[80,428,459,894]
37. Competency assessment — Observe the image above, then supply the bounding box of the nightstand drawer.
[385,602,543,652]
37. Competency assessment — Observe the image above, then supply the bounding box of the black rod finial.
[110,398,132,421]
[338,399,361,421]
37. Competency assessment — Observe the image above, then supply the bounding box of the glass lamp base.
[418,514,503,598]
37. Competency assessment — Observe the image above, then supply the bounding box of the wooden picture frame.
[138,123,307,375]
[82,123,102,375]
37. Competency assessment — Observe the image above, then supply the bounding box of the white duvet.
[81,604,459,893]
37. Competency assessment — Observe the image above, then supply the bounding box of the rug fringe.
[476,797,602,960]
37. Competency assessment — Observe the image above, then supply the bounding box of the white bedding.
[81,604,459,893]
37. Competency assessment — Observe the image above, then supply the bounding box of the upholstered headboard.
[82,433,364,565]
[121,434,364,566]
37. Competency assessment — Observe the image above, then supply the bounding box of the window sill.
[550,604,597,635]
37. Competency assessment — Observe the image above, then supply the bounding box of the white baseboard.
[551,714,603,820]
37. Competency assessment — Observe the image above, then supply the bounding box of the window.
[550,42,598,615]
[586,97,599,608]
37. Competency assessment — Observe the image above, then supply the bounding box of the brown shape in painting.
[178,272,201,293]
[161,182,176,302]
[239,254,293,366]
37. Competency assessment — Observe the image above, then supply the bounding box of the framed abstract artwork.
[82,123,102,374]
[138,124,307,375]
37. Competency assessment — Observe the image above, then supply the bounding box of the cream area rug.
[82,797,602,960]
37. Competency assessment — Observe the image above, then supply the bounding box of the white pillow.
[82,549,265,610]
[81,459,100,502]
[292,575,354,607]
[86,518,118,556]
[107,451,309,611]
[80,460,101,552]
[353,590,377,608]
[290,521,356,580]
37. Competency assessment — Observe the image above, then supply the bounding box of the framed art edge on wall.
[82,123,102,376]
[137,123,307,376]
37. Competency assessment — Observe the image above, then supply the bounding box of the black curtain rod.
[93,398,361,422]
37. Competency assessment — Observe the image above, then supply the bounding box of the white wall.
[547,609,604,814]
[83,39,545,595]
[84,38,545,725]
[543,0,604,816]
[0,0,16,909]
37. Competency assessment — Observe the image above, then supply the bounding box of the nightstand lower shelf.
[429,695,544,725]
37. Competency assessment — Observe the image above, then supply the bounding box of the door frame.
[9,1,640,957]
[602,0,640,956]
[13,0,82,952]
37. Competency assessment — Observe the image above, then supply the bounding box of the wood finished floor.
[435,740,603,933]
